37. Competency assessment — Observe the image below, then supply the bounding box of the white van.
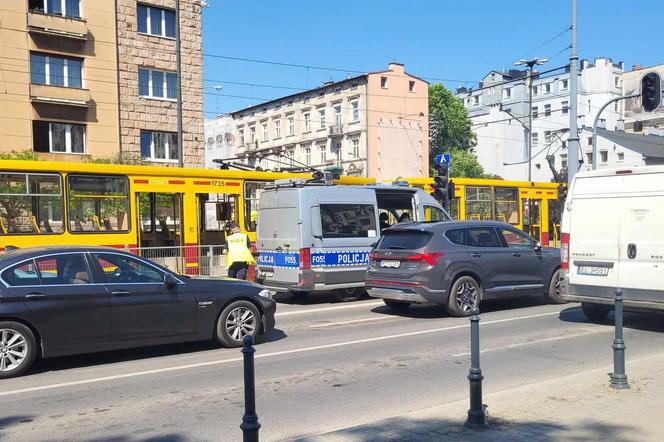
[560,166,664,320]
[255,180,448,301]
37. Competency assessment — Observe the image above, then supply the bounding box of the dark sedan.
[0,246,276,378]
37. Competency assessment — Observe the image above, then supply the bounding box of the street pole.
[591,93,640,170]
[527,66,534,182]
[610,289,630,389]
[175,0,184,168]
[240,336,261,441]
[465,307,487,428]
[567,0,579,185]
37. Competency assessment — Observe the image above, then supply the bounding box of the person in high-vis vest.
[224,222,255,279]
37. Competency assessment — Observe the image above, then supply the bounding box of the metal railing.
[127,245,229,276]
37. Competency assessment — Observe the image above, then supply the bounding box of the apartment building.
[457,58,640,181]
[0,1,203,166]
[205,63,429,181]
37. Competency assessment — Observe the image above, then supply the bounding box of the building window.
[238,129,245,146]
[304,146,311,165]
[334,105,342,126]
[600,151,608,163]
[334,86,341,94]
[617,152,625,162]
[409,81,415,92]
[138,68,177,100]
[140,130,178,161]
[560,79,569,90]
[380,76,388,88]
[249,126,256,144]
[261,122,268,142]
[614,76,620,88]
[351,101,359,122]
[560,154,568,169]
[544,104,551,117]
[532,132,539,146]
[274,120,281,139]
[532,106,538,119]
[544,131,552,144]
[334,142,342,165]
[588,137,593,146]
[351,138,359,157]
[30,0,81,18]
[532,85,538,95]
[137,4,176,38]
[544,83,551,94]
[562,100,569,114]
[473,96,480,105]
[303,112,311,132]
[287,115,295,136]
[319,109,326,129]
[319,145,326,163]
[303,96,310,104]
[33,121,85,154]
[586,152,593,165]
[30,53,82,88]
[503,88,511,99]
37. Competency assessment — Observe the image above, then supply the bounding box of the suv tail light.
[299,247,311,270]
[405,252,444,266]
[561,233,570,270]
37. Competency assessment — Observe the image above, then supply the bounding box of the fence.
[127,245,229,277]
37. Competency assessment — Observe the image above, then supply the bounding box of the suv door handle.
[111,289,131,297]
[25,292,46,299]
[471,253,482,258]
[512,253,522,257]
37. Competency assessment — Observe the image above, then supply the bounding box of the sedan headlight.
[258,289,274,300]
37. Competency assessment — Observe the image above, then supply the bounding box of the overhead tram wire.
[511,27,571,66]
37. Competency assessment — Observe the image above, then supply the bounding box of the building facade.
[622,63,664,135]
[205,63,429,181]
[0,0,203,166]
[458,58,643,181]
[204,115,235,169]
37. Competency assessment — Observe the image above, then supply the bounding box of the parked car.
[560,166,664,321]
[366,221,562,316]
[0,246,276,378]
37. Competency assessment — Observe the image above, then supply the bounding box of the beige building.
[622,63,664,134]
[0,0,203,166]
[210,63,429,181]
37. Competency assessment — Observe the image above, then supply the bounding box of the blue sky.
[202,0,664,118]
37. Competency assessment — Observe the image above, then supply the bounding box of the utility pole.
[515,58,548,182]
[175,0,184,167]
[567,0,579,184]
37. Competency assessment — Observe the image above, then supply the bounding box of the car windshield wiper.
[387,246,407,250]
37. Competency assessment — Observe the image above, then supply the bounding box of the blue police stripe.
[256,251,300,268]
[257,249,370,269]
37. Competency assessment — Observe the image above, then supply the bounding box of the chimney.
[388,62,405,74]
[632,64,643,71]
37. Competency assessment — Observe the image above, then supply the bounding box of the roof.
[596,128,664,159]
[385,220,511,232]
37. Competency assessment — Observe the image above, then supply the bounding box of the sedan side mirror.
[533,242,542,252]
[164,273,178,288]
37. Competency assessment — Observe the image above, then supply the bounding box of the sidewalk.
[298,352,664,442]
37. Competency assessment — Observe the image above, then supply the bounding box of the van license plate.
[380,260,401,269]
[260,269,274,278]
[577,266,609,276]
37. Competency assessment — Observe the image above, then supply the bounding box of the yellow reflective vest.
[226,232,255,265]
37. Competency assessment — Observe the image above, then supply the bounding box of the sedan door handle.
[25,292,46,299]
[110,289,131,297]
[471,253,482,258]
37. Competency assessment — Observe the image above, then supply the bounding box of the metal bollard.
[610,289,630,389]
[465,306,488,428]
[240,335,261,442]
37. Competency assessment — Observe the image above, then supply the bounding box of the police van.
[255,179,448,301]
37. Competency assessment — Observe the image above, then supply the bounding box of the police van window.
[376,191,415,222]
[244,181,266,232]
[320,204,377,238]
[0,173,64,234]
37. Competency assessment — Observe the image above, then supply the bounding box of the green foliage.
[429,83,476,166]
[448,149,489,179]
[88,153,147,166]
[0,150,40,161]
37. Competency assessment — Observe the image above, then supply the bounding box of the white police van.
[256,179,448,301]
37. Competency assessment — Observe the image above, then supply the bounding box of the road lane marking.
[0,310,562,398]
[309,316,406,328]
[276,301,384,317]
[451,328,610,357]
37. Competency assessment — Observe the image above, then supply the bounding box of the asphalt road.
[2,293,664,441]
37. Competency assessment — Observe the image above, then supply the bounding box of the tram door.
[547,198,562,247]
[137,193,183,249]
[521,198,542,243]
[198,193,238,247]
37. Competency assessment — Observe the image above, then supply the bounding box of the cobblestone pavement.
[299,352,664,442]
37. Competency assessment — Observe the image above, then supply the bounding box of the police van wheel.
[333,288,363,302]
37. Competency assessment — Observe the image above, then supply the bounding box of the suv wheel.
[383,299,411,312]
[333,288,363,302]
[547,269,567,304]
[581,303,611,322]
[0,322,37,379]
[446,276,481,317]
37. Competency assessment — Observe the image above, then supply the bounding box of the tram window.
[68,175,129,232]
[424,205,446,222]
[465,186,492,221]
[0,173,64,235]
[244,181,266,232]
[449,197,459,220]
[204,194,237,232]
[494,188,519,224]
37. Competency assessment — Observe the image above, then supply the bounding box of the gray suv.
[366,221,562,316]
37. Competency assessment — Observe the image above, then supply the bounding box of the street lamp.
[515,58,548,182]
[212,85,223,117]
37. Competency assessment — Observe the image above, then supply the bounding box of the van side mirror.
[164,273,178,288]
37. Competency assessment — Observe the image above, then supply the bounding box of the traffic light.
[447,179,456,202]
[641,72,661,112]
[557,183,567,202]
[431,162,449,204]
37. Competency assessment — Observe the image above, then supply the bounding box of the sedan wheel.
[446,276,480,317]
[547,269,567,304]
[0,322,37,379]
[216,301,261,347]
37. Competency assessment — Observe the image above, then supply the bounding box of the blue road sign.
[435,153,451,166]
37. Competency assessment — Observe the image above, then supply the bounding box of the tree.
[0,150,40,161]
[448,148,488,179]
[429,83,476,166]
[88,152,147,165]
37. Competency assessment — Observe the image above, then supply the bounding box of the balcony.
[30,84,91,107]
[244,141,259,152]
[28,11,88,41]
[329,124,343,136]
